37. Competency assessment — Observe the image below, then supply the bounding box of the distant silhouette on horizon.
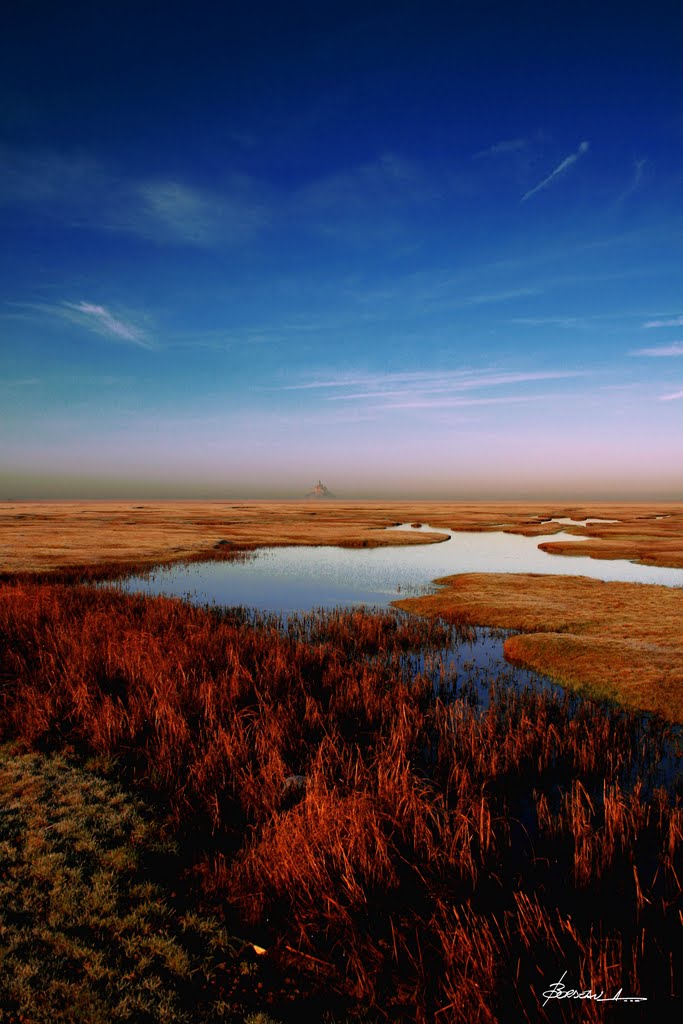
[306,480,335,498]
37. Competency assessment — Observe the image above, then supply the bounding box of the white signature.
[542,971,647,1006]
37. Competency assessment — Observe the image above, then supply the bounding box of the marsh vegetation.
[0,581,680,1021]
[3,500,682,576]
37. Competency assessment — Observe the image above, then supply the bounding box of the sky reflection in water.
[117,524,682,786]
[120,523,683,615]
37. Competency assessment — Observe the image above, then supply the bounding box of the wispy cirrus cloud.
[631,342,683,357]
[291,152,439,242]
[643,315,683,328]
[459,287,541,307]
[121,179,266,246]
[60,301,151,346]
[508,315,587,328]
[473,138,527,159]
[616,158,647,206]
[1,143,434,250]
[296,153,432,210]
[660,389,683,401]
[9,299,153,347]
[0,377,41,389]
[0,144,267,247]
[282,369,582,390]
[375,393,560,410]
[521,141,590,202]
[279,368,584,411]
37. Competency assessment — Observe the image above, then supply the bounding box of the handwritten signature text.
[542,972,647,1007]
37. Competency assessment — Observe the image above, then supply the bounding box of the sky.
[1,0,682,500]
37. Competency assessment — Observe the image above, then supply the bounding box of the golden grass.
[537,517,683,569]
[396,573,683,721]
[1,499,682,575]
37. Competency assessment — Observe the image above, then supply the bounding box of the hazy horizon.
[3,474,682,504]
[2,2,681,500]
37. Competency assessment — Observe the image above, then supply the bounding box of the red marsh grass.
[0,581,680,1021]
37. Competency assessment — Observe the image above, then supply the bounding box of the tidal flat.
[0,501,681,1021]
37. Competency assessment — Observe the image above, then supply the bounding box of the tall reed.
[0,580,680,1020]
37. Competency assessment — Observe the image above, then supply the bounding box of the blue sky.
[1,0,682,498]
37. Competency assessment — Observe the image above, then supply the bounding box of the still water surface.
[541,517,620,526]
[118,523,682,782]
[120,522,683,615]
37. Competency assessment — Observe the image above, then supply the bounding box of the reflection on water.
[397,626,554,709]
[119,521,683,615]
[223,606,681,791]
[541,517,621,526]
[117,526,682,784]
[402,639,680,790]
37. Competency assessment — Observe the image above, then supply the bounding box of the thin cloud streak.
[62,302,149,345]
[380,393,557,410]
[6,300,153,347]
[521,141,590,202]
[509,315,587,328]
[631,342,683,357]
[616,158,647,205]
[643,316,683,328]
[660,389,683,401]
[282,369,583,394]
[473,138,526,159]
[20,300,155,347]
[1,377,41,389]
[127,178,266,246]
[0,145,267,248]
[462,287,541,307]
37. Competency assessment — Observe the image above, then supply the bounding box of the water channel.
[120,522,683,614]
[116,522,682,785]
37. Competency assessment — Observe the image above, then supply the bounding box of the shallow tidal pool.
[119,522,683,615]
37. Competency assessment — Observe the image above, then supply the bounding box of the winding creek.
[120,521,683,613]
[117,522,682,784]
